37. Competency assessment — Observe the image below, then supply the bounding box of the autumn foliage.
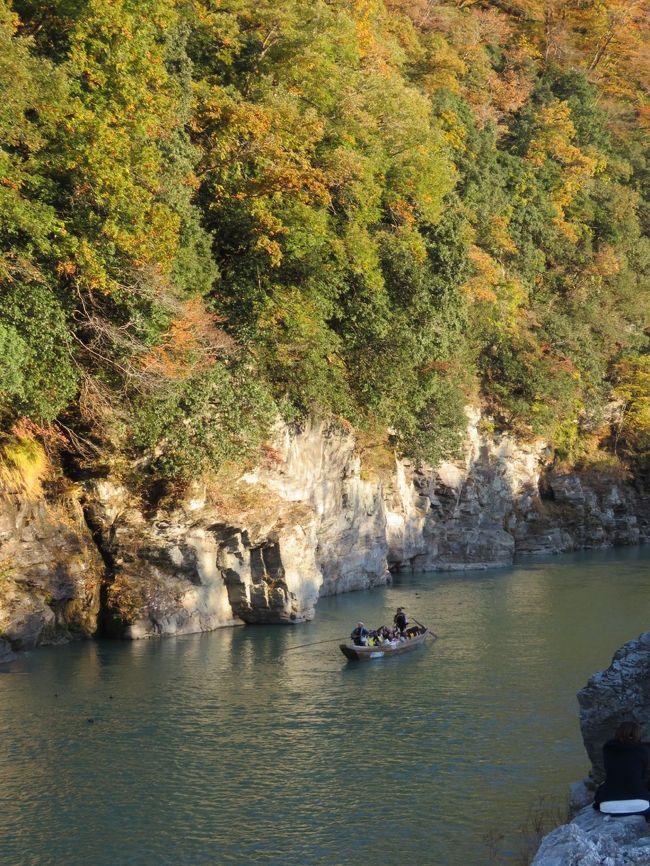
[0,0,648,478]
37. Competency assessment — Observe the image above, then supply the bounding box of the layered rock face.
[1,413,648,651]
[77,419,392,639]
[84,479,321,638]
[394,422,543,570]
[256,419,390,595]
[0,483,102,652]
[72,415,650,640]
[388,410,649,571]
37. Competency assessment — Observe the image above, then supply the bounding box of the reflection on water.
[1,546,650,866]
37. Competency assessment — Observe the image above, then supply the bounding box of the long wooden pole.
[285,637,343,651]
[413,617,438,640]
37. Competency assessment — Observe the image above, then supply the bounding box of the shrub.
[132,361,277,479]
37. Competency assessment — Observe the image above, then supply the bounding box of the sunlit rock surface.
[85,479,321,638]
[384,458,428,568]
[258,419,390,595]
[389,409,649,571]
[1,411,648,651]
[86,416,649,640]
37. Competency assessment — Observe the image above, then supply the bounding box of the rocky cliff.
[532,632,650,866]
[389,410,648,571]
[1,413,649,655]
[0,475,102,654]
[81,418,391,640]
[84,476,321,638]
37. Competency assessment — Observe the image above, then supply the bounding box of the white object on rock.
[600,799,649,814]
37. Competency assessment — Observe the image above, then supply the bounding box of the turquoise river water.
[1,546,650,866]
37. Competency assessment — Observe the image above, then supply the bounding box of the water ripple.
[1,547,649,866]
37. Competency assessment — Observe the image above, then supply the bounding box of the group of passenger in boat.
[350,608,423,647]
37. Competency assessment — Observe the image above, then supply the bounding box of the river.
[1,546,650,866]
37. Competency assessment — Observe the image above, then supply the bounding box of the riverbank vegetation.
[0,0,648,481]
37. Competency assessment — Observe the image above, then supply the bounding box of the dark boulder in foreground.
[533,632,650,865]
[578,631,650,784]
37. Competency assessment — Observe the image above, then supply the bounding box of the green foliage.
[0,324,28,402]
[0,0,648,478]
[0,2,76,421]
[613,355,650,471]
[132,362,277,478]
[188,0,461,459]
[0,282,77,422]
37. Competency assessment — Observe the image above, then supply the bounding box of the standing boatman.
[394,607,408,633]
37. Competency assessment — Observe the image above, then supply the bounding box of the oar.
[412,617,438,640]
[285,637,343,652]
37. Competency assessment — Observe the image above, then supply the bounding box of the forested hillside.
[1,0,648,485]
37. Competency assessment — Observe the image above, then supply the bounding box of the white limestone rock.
[86,479,322,636]
[5,408,649,651]
[259,418,391,595]
[85,412,650,640]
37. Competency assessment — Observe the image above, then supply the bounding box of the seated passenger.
[350,622,369,646]
[594,722,650,817]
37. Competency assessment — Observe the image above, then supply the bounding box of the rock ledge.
[532,807,650,866]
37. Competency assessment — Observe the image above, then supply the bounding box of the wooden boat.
[339,628,432,661]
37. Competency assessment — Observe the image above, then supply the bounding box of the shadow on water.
[1,546,650,866]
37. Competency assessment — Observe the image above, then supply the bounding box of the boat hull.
[339,629,432,661]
